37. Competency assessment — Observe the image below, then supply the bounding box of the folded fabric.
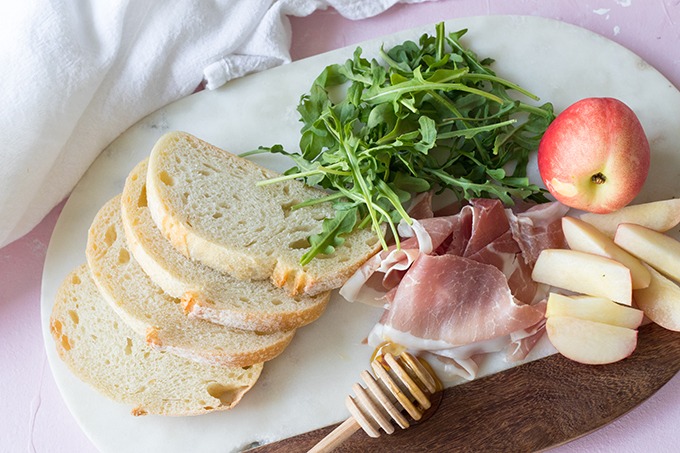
[0,0,429,248]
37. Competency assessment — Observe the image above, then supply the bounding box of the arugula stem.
[335,185,399,249]
[363,81,503,105]
[255,164,350,186]
[515,101,554,118]
[357,213,372,229]
[435,22,445,61]
[436,119,517,139]
[326,114,389,250]
[371,203,401,249]
[445,35,490,75]
[462,74,540,100]
[291,192,345,209]
[376,179,413,226]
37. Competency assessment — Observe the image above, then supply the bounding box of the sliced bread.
[50,264,263,416]
[86,195,295,367]
[121,159,330,332]
[145,131,381,296]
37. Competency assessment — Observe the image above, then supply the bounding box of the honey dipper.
[308,351,440,452]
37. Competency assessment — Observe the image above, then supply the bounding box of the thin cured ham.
[379,254,545,345]
[506,201,570,265]
[338,215,462,303]
[343,198,568,380]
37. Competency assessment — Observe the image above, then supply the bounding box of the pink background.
[2,1,679,451]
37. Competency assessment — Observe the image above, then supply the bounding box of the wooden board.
[253,324,680,452]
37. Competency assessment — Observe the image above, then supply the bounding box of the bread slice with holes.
[145,131,381,296]
[121,159,330,332]
[50,264,263,416]
[86,195,295,367]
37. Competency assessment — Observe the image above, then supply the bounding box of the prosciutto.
[379,254,545,345]
[338,215,463,303]
[506,201,570,265]
[343,198,568,380]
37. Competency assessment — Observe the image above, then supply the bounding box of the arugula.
[249,22,555,265]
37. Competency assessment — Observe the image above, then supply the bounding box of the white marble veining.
[40,16,680,453]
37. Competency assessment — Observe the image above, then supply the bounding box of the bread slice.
[121,159,330,332]
[145,131,381,296]
[50,264,263,416]
[86,195,295,367]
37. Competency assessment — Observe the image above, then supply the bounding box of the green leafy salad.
[247,22,555,265]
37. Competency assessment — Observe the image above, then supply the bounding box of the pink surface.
[2,1,679,451]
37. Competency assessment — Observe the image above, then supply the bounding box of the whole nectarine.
[538,97,650,213]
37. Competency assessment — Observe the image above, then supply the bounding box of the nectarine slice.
[532,249,632,306]
[579,198,680,237]
[562,217,650,289]
[614,223,680,283]
[633,265,680,332]
[546,316,637,365]
[545,293,643,329]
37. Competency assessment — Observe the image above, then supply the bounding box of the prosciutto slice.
[461,198,510,258]
[379,254,545,346]
[339,215,463,303]
[506,201,570,266]
[343,197,569,380]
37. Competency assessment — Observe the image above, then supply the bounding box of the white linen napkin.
[0,0,429,248]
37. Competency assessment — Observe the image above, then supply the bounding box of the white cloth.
[0,0,429,248]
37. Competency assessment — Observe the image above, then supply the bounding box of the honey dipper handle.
[307,417,360,453]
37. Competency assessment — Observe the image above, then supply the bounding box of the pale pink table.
[2,1,679,451]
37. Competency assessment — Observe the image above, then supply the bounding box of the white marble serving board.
[41,15,680,453]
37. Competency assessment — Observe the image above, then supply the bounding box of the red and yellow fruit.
[538,97,650,213]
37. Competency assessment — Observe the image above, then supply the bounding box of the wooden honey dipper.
[308,350,440,452]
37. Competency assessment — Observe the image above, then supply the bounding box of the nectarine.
[538,97,650,213]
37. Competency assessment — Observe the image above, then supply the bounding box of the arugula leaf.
[255,22,555,264]
[300,207,358,265]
